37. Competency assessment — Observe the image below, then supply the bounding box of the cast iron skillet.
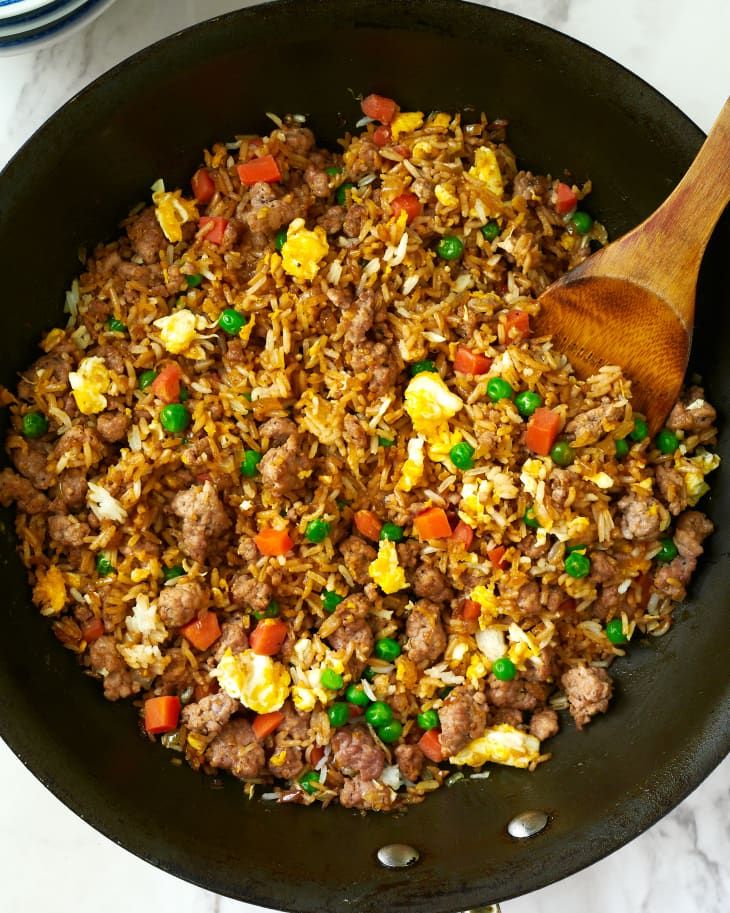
[0,1,727,911]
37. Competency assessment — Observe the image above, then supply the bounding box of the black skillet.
[0,1,727,911]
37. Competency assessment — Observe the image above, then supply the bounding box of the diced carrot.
[487,545,506,569]
[199,216,229,245]
[451,521,474,549]
[372,125,391,147]
[462,599,481,621]
[250,618,288,656]
[555,181,578,214]
[525,407,562,456]
[181,612,221,652]
[191,168,216,204]
[504,309,531,342]
[254,527,293,556]
[391,192,421,224]
[354,509,382,542]
[252,710,285,741]
[310,745,325,766]
[361,93,398,125]
[414,507,452,540]
[151,363,182,404]
[236,154,282,185]
[81,617,105,642]
[418,728,444,763]
[453,345,492,375]
[144,696,181,735]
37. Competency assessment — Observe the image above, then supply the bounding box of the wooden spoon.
[534,98,730,433]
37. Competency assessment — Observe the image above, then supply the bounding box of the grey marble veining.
[0,1,728,912]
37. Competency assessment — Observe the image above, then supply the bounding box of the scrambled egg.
[449,725,541,769]
[404,372,463,437]
[428,426,463,464]
[33,566,67,616]
[397,435,425,492]
[589,472,614,490]
[153,308,202,355]
[369,539,408,594]
[214,648,290,714]
[506,623,540,670]
[468,147,504,198]
[470,584,499,623]
[434,183,459,207]
[153,188,198,243]
[390,111,424,138]
[281,218,329,281]
[69,356,111,414]
[428,112,452,130]
[682,449,720,505]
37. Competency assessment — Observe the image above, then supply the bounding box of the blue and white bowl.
[0,0,116,53]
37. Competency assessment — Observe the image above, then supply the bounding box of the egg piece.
[397,435,425,492]
[291,684,318,713]
[368,539,408,594]
[390,111,424,138]
[152,189,198,243]
[404,372,463,437]
[213,648,290,714]
[683,449,720,505]
[281,218,329,281]
[468,147,504,198]
[588,472,614,490]
[449,724,541,769]
[434,183,459,208]
[33,566,67,616]
[427,427,462,464]
[153,309,200,354]
[428,112,452,130]
[469,584,499,623]
[69,356,111,415]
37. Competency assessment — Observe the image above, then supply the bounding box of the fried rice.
[0,94,719,811]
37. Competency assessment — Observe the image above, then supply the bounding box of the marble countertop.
[0,1,728,912]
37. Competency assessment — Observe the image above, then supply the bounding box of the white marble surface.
[0,1,728,912]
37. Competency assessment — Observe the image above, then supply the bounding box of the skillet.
[0,1,727,910]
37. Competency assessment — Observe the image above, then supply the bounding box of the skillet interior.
[0,1,727,910]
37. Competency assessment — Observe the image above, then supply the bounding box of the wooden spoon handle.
[596,97,730,324]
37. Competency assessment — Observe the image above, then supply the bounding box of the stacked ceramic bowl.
[0,0,116,54]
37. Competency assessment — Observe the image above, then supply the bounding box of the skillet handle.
[458,906,501,912]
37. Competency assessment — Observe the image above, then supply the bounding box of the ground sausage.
[340,536,377,585]
[339,776,395,811]
[158,580,208,628]
[52,425,105,469]
[529,709,560,740]
[492,708,523,727]
[655,464,689,516]
[48,514,90,548]
[439,686,488,756]
[96,411,130,443]
[332,726,384,780]
[182,692,238,739]
[258,433,311,498]
[342,203,368,238]
[617,494,669,541]
[666,386,716,433]
[405,599,447,668]
[561,665,613,730]
[126,207,165,264]
[516,580,542,616]
[546,468,578,510]
[11,442,53,488]
[565,401,625,444]
[57,468,88,510]
[152,648,195,695]
[318,205,345,234]
[589,551,618,584]
[653,555,697,601]
[88,635,140,701]
[304,163,330,198]
[230,572,272,612]
[268,701,311,781]
[325,595,373,679]
[487,676,551,711]
[17,351,72,401]
[674,510,713,558]
[343,414,369,449]
[205,718,265,779]
[343,288,378,349]
[0,468,49,513]
[395,744,424,782]
[412,565,454,603]
[170,481,231,563]
[258,416,297,445]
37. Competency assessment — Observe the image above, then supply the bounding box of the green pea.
[480,220,500,242]
[138,370,157,390]
[106,317,126,333]
[163,565,185,581]
[492,656,516,681]
[486,377,513,402]
[629,416,649,442]
[374,637,401,662]
[450,441,475,470]
[21,411,48,439]
[254,600,280,620]
[377,720,403,744]
[550,440,575,467]
[298,770,320,794]
[321,668,344,690]
[185,273,204,288]
[436,235,464,260]
[305,518,330,543]
[417,709,439,731]
[336,182,355,206]
[178,386,189,402]
[364,701,393,727]
[615,438,630,459]
[655,428,680,454]
[571,211,594,235]
[362,666,376,682]
[327,702,350,727]
[219,308,248,336]
[240,449,261,478]
[565,551,591,578]
[96,554,113,576]
[379,522,404,542]
[523,505,540,529]
[515,390,542,417]
[410,360,436,376]
[274,228,287,252]
[325,165,342,176]
[657,538,678,562]
[321,590,344,613]
[605,618,628,644]
[160,403,191,433]
[378,436,395,448]
[345,684,370,706]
